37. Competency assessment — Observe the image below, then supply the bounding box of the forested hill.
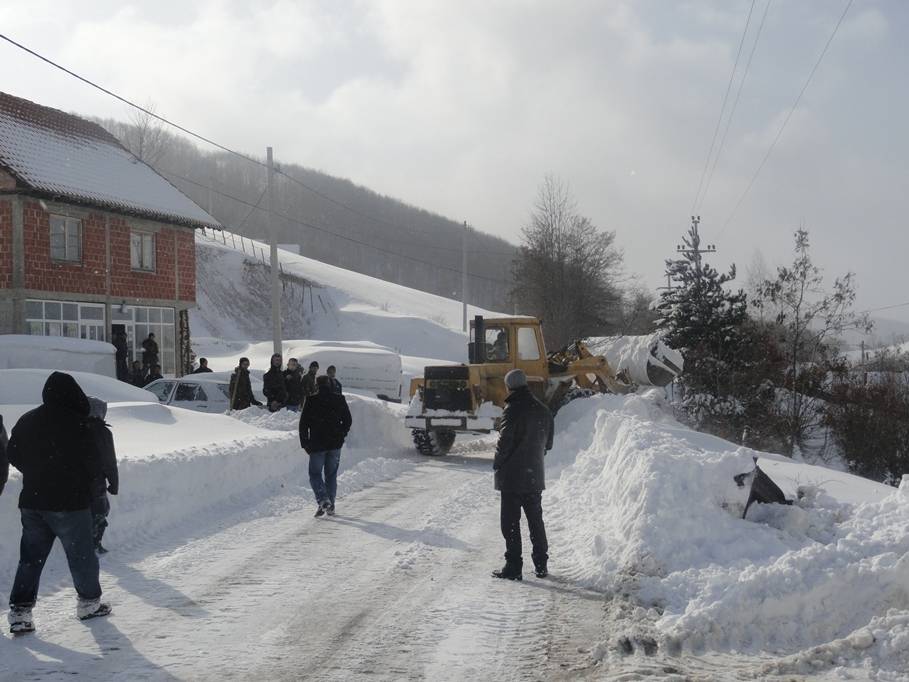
[98,117,516,312]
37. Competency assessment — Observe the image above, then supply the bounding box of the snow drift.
[546,392,909,674]
[0,335,115,377]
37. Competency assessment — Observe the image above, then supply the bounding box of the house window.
[49,215,82,262]
[131,231,156,271]
[24,299,104,339]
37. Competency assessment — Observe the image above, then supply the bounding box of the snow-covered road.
[0,446,609,681]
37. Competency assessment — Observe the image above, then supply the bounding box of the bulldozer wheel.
[412,428,456,456]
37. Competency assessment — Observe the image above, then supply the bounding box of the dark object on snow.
[494,386,554,493]
[0,414,8,496]
[376,394,401,404]
[492,563,523,581]
[298,384,352,454]
[229,362,262,411]
[735,459,792,519]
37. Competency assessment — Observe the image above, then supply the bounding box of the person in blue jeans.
[299,375,352,517]
[5,372,111,633]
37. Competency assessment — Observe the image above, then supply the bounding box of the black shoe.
[326,504,336,517]
[96,544,109,555]
[534,564,548,578]
[314,505,325,518]
[492,564,523,581]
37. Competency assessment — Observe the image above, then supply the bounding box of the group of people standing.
[229,354,342,413]
[0,373,119,633]
[113,331,163,388]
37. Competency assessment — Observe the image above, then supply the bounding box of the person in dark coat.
[86,397,119,555]
[192,358,213,374]
[143,364,164,386]
[263,353,288,412]
[113,332,129,382]
[0,415,8,497]
[229,357,262,411]
[284,358,304,412]
[492,369,554,581]
[141,333,159,373]
[299,375,352,517]
[6,372,111,633]
[326,365,343,395]
[301,361,319,405]
[129,360,146,388]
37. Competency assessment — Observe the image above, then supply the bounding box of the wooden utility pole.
[461,221,469,332]
[267,147,281,356]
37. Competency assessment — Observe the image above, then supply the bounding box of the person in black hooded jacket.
[299,375,352,517]
[86,397,119,555]
[229,357,262,411]
[263,353,287,412]
[0,414,8,497]
[6,372,111,633]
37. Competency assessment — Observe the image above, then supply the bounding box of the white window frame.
[24,299,105,340]
[130,230,156,272]
[49,215,82,262]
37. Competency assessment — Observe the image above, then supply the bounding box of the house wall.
[18,200,196,302]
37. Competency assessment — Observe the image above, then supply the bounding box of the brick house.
[0,92,220,376]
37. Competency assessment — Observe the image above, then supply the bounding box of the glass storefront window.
[25,301,42,318]
[149,308,161,323]
[62,303,78,321]
[45,302,61,320]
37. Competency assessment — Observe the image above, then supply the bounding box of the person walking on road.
[228,357,262,411]
[326,365,343,395]
[86,397,119,555]
[301,361,319,405]
[492,369,554,581]
[284,358,304,412]
[299,375,352,517]
[6,372,111,633]
[263,353,288,412]
[141,332,159,374]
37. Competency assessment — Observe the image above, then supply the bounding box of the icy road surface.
[0,441,870,681]
[0,446,607,681]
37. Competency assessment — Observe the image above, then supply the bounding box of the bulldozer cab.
[468,316,549,403]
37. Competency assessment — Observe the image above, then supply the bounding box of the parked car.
[144,377,233,413]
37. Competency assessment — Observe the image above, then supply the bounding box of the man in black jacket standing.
[299,375,352,517]
[283,358,304,412]
[263,353,288,412]
[229,357,262,411]
[492,369,554,581]
[6,372,111,633]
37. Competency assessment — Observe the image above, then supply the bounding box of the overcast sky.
[1,1,906,320]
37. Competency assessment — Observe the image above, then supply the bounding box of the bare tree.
[512,176,623,348]
[117,103,170,167]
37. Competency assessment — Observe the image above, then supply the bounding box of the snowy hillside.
[192,230,499,378]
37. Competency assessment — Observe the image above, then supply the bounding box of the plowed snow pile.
[547,391,909,677]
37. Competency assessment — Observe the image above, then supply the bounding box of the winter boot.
[8,607,34,634]
[314,505,325,518]
[326,503,336,517]
[77,599,112,621]
[492,563,523,581]
[533,561,548,579]
[95,543,109,555]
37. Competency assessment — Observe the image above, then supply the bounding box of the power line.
[0,31,507,252]
[718,0,854,238]
[164,170,513,286]
[696,0,772,214]
[856,301,909,316]
[690,0,756,214]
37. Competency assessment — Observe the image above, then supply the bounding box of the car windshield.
[146,381,175,402]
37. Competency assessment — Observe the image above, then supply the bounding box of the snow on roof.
[0,92,220,229]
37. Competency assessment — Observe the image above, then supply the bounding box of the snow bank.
[0,335,115,377]
[546,393,909,674]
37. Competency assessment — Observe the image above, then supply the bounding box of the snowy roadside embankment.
[546,391,909,675]
[0,391,413,585]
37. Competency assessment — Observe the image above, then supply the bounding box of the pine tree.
[657,218,749,439]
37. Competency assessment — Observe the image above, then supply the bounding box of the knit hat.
[504,369,528,390]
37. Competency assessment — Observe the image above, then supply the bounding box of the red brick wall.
[21,201,196,303]
[0,199,11,289]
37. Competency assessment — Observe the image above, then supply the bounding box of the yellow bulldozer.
[404,315,682,456]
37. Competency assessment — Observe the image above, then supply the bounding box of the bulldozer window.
[486,327,510,361]
[517,326,541,360]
